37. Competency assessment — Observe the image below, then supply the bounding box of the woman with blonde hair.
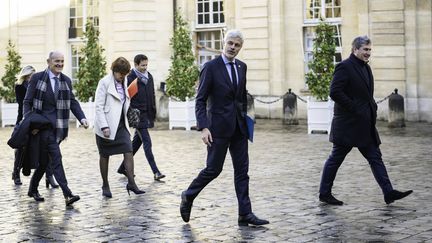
[94,57,145,198]
[12,65,35,185]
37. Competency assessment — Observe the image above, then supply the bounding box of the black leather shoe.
[384,190,413,204]
[117,165,136,177]
[12,173,22,185]
[238,213,269,226]
[46,175,59,188]
[65,194,80,206]
[28,191,44,202]
[117,166,128,177]
[319,194,344,205]
[180,191,193,222]
[126,184,145,195]
[154,172,166,181]
[102,186,112,198]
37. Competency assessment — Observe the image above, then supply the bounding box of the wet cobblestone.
[0,119,431,242]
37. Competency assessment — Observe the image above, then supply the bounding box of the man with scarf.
[23,51,89,206]
[117,54,165,181]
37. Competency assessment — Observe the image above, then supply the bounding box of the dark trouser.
[319,143,394,196]
[120,128,159,174]
[14,148,54,179]
[184,126,252,216]
[29,130,72,197]
[13,148,23,178]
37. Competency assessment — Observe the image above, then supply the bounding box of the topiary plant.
[305,20,336,101]
[166,11,199,102]
[0,40,22,103]
[75,20,107,102]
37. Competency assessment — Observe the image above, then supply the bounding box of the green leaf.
[166,10,199,101]
[75,20,107,102]
[0,40,22,103]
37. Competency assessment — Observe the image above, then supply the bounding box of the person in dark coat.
[318,36,413,205]
[13,65,60,188]
[12,65,35,185]
[179,29,269,226]
[23,51,89,205]
[117,54,165,181]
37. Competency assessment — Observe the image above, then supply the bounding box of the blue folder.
[246,114,254,142]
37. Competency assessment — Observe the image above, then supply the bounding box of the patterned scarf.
[133,68,149,85]
[33,70,71,143]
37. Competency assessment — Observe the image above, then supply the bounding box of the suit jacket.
[196,55,248,138]
[127,69,156,128]
[329,53,381,147]
[94,73,131,140]
[23,70,85,141]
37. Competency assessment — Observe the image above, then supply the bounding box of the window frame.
[195,0,225,29]
[195,29,224,69]
[69,0,99,40]
[304,0,341,24]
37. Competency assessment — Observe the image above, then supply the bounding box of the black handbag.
[127,107,140,128]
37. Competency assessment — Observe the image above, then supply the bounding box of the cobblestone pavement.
[0,119,431,242]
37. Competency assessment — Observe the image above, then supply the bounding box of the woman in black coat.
[12,65,35,185]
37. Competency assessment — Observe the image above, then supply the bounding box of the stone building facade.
[0,0,431,121]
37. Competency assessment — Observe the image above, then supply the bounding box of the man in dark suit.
[24,51,89,206]
[180,29,269,226]
[117,54,165,181]
[319,36,412,205]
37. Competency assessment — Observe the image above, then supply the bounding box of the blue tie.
[229,62,237,92]
[53,77,59,99]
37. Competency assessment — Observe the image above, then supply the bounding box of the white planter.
[1,101,18,127]
[76,101,95,128]
[168,98,196,130]
[307,98,334,134]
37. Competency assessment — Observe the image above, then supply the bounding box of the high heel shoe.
[46,175,59,188]
[102,186,112,198]
[126,184,145,195]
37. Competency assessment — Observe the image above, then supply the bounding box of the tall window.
[69,0,99,39]
[196,0,224,27]
[70,44,83,83]
[196,31,223,68]
[303,0,342,75]
[305,0,341,22]
[69,0,98,83]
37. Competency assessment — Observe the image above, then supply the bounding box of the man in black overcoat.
[319,36,413,205]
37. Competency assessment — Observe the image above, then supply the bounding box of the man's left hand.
[81,119,89,129]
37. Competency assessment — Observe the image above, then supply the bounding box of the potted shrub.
[75,20,107,128]
[166,11,199,130]
[0,40,21,127]
[305,20,336,134]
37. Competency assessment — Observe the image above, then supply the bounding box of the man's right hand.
[102,128,110,138]
[201,128,213,147]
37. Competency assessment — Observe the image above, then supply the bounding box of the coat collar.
[216,55,243,94]
[107,73,129,101]
[349,54,372,91]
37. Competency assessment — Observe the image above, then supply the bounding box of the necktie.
[229,62,237,92]
[53,77,59,99]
